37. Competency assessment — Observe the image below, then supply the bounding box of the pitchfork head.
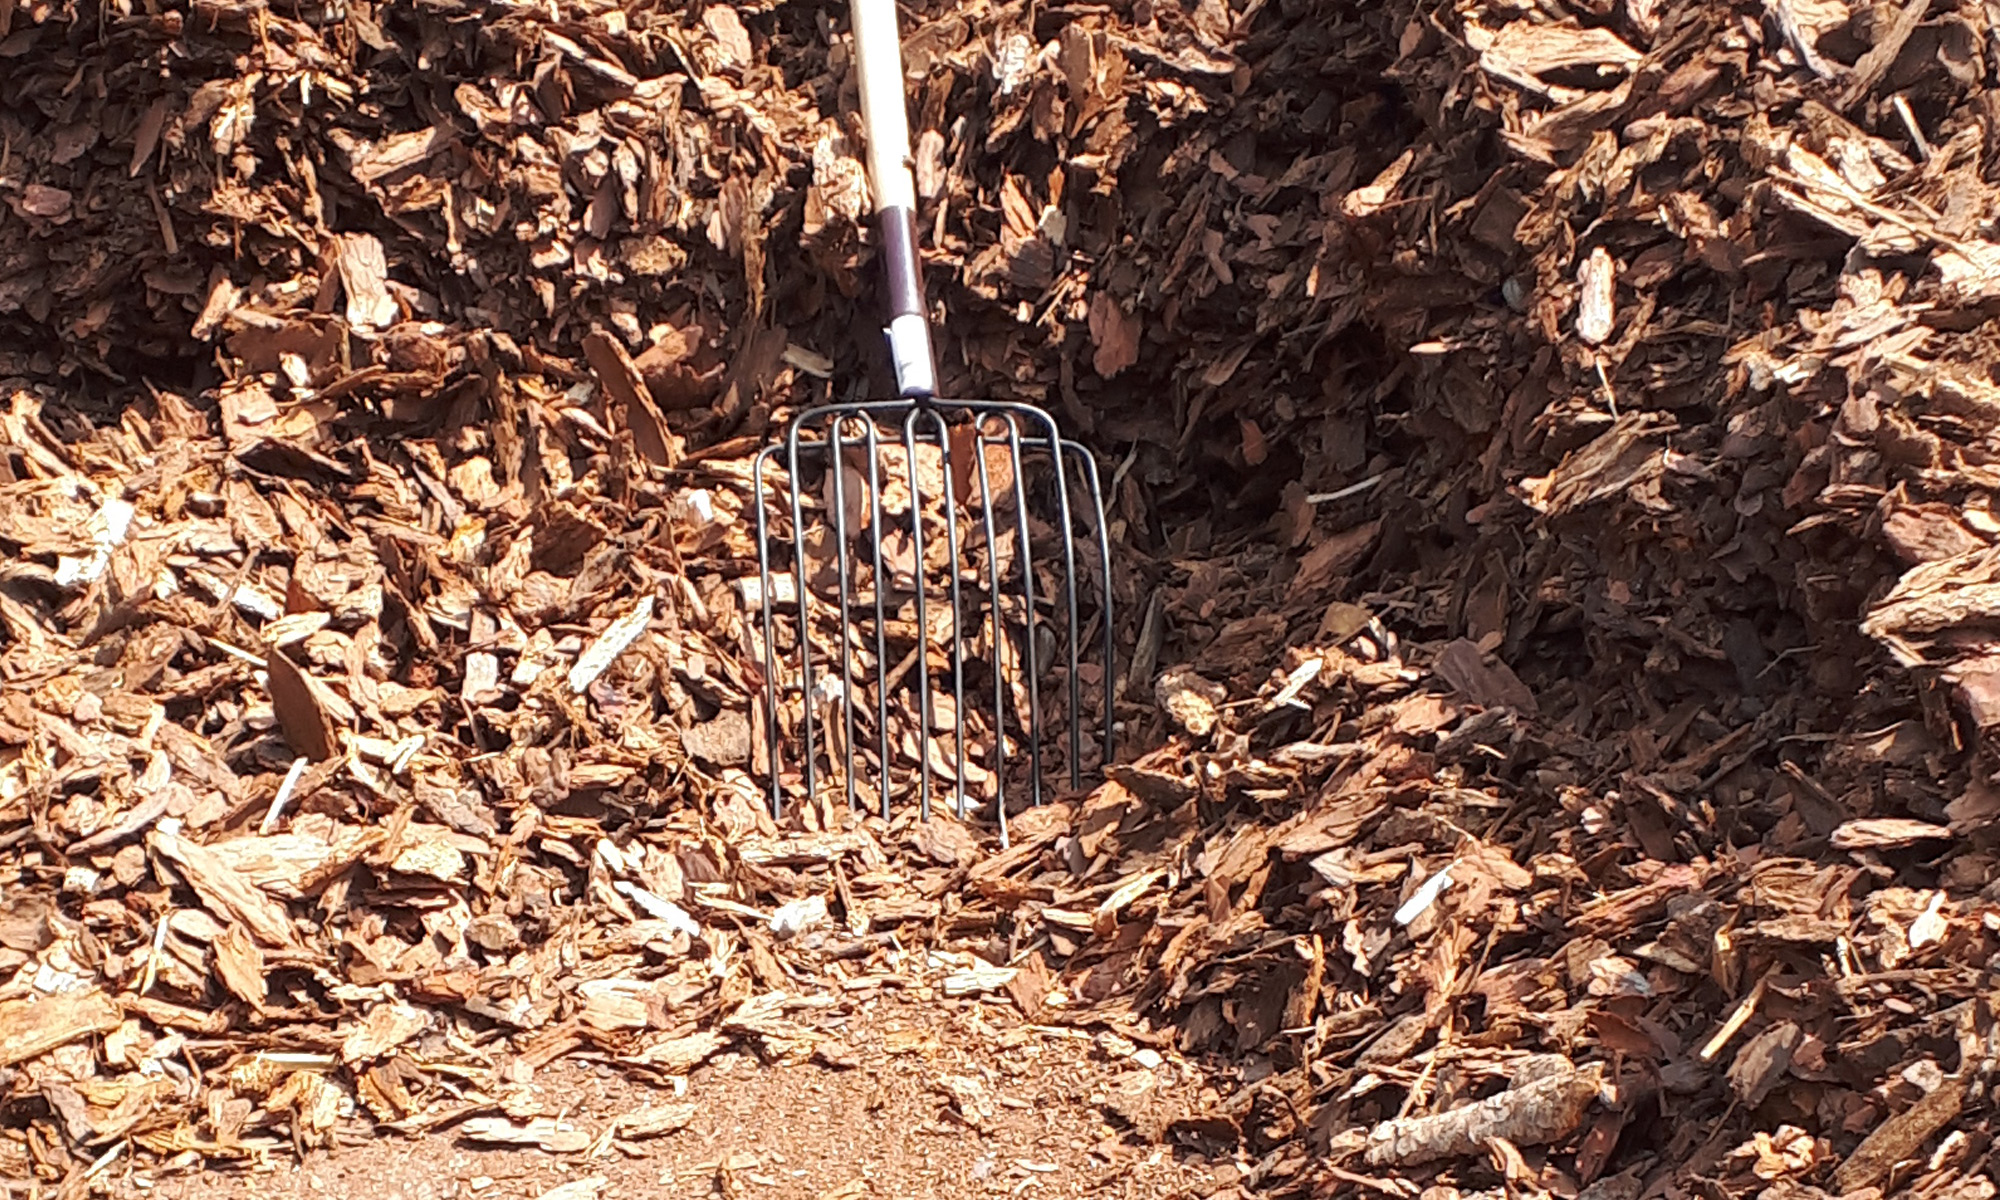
[747,397,1115,847]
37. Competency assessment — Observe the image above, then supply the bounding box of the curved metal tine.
[970,415,1010,848]
[926,408,969,819]
[862,416,892,821]
[900,410,934,824]
[828,413,860,814]
[1008,406,1081,791]
[784,413,819,809]
[1063,439,1116,773]
[986,414,1043,811]
[753,442,786,819]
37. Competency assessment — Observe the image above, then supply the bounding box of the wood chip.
[0,989,121,1068]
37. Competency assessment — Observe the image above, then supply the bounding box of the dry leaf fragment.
[1740,1125,1824,1181]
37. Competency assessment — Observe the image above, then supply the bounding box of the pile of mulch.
[5,0,2000,1198]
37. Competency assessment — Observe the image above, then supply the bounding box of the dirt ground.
[75,993,1213,1200]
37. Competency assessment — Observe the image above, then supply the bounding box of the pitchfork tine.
[862,421,892,821]
[754,442,784,818]
[1014,404,1082,790]
[901,412,932,823]
[970,428,1010,846]
[928,411,970,819]
[994,417,1044,814]
[784,418,818,811]
[1066,440,1117,773]
[827,417,858,812]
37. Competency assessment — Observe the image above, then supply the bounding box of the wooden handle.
[849,0,936,399]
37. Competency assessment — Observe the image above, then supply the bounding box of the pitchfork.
[748,0,1116,847]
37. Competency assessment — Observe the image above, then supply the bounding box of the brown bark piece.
[149,829,304,950]
[1837,0,1931,109]
[212,921,268,1012]
[1433,638,1539,715]
[1727,1020,1801,1107]
[583,330,679,468]
[1088,290,1141,378]
[1833,1074,1966,1193]
[265,645,339,762]
[0,989,121,1068]
[336,232,399,330]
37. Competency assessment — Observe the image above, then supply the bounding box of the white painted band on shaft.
[888,312,936,397]
[850,0,917,214]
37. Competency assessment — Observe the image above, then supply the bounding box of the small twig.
[195,546,261,635]
[1892,94,1932,161]
[1700,968,1776,1061]
[1305,472,1387,505]
[261,756,311,834]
